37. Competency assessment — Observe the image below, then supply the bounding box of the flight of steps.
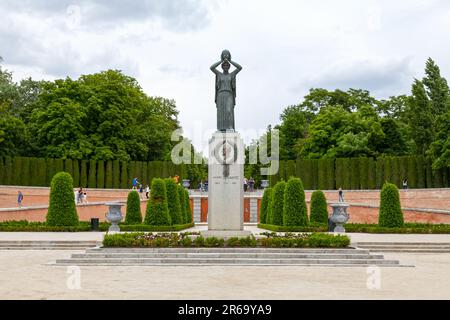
[52,247,405,267]
[354,242,450,253]
[0,241,100,250]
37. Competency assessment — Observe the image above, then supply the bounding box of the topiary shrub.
[184,188,193,224]
[378,183,404,228]
[165,178,183,225]
[310,190,328,225]
[125,191,142,224]
[46,172,79,226]
[271,181,286,226]
[144,178,171,226]
[177,184,186,224]
[260,188,272,224]
[283,178,308,227]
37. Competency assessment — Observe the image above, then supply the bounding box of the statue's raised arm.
[210,60,222,75]
[230,59,242,76]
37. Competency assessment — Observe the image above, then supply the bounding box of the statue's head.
[221,61,230,73]
[221,50,231,61]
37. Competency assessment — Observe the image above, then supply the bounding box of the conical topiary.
[177,184,186,224]
[165,178,183,225]
[184,188,193,224]
[144,178,171,226]
[283,178,308,226]
[125,191,142,224]
[46,172,79,226]
[271,181,286,226]
[310,190,329,225]
[378,182,404,227]
[260,188,272,224]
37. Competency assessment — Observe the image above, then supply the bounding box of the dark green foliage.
[384,157,392,184]
[259,188,272,224]
[46,158,55,186]
[367,158,376,190]
[104,160,112,189]
[97,160,105,189]
[54,159,64,176]
[318,159,327,190]
[21,157,30,186]
[335,158,344,190]
[177,184,186,224]
[64,159,73,185]
[4,156,12,185]
[72,160,80,188]
[359,157,369,189]
[0,157,4,185]
[184,188,193,224]
[112,160,120,189]
[350,158,360,190]
[165,178,183,225]
[144,178,171,226]
[375,158,384,189]
[271,181,286,226]
[416,156,425,188]
[142,162,148,186]
[125,191,142,224]
[326,158,335,190]
[120,161,128,189]
[46,172,79,226]
[283,178,308,227]
[342,158,351,189]
[378,183,404,228]
[88,160,96,188]
[310,190,328,225]
[80,160,88,188]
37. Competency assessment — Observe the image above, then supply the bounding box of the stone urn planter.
[261,180,269,189]
[330,202,350,233]
[105,202,125,233]
[182,179,191,189]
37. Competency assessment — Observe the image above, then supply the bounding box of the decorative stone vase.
[261,180,269,189]
[105,202,125,233]
[182,179,191,189]
[330,202,350,233]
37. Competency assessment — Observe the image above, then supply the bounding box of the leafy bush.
[204,237,225,247]
[271,181,286,226]
[310,190,329,225]
[177,184,186,224]
[184,188,193,223]
[194,236,205,247]
[144,178,171,226]
[165,178,183,225]
[46,172,79,226]
[378,183,404,227]
[283,178,308,227]
[260,188,272,224]
[125,191,142,224]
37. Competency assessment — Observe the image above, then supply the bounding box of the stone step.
[87,248,370,254]
[354,242,450,246]
[357,245,450,249]
[0,241,100,250]
[362,249,450,253]
[71,253,385,259]
[0,241,100,245]
[54,258,400,266]
[0,247,91,251]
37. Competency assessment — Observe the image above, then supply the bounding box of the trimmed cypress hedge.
[125,191,142,224]
[105,160,113,189]
[80,160,88,188]
[88,160,97,188]
[46,172,79,226]
[120,161,128,189]
[271,181,286,226]
[177,184,186,224]
[72,160,80,188]
[283,178,308,227]
[259,187,272,224]
[144,178,171,226]
[165,178,183,225]
[97,160,105,189]
[113,160,120,189]
[310,190,328,225]
[378,183,404,228]
[184,188,193,224]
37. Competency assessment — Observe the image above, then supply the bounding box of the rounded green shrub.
[165,178,183,225]
[125,191,142,224]
[310,190,328,225]
[283,178,308,227]
[184,188,193,224]
[378,183,404,227]
[144,178,171,226]
[177,184,186,224]
[271,181,286,226]
[46,172,79,226]
[260,188,272,224]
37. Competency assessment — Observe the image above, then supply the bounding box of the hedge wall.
[0,156,448,190]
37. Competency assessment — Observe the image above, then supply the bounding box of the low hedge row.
[102,232,350,248]
[0,221,194,232]
[258,223,450,234]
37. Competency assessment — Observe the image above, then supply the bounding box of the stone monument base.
[201,230,252,239]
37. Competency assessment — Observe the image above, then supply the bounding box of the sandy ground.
[0,250,449,300]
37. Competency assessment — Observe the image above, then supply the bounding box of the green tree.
[271,181,286,226]
[378,183,404,228]
[259,188,272,224]
[46,172,79,226]
[165,178,183,225]
[177,184,186,224]
[310,190,328,225]
[184,188,193,224]
[283,178,308,226]
[144,178,171,226]
[125,191,142,224]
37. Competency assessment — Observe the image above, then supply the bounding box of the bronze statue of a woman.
[210,50,242,132]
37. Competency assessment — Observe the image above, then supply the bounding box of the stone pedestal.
[201,131,251,238]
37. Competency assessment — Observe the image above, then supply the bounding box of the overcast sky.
[1,0,450,152]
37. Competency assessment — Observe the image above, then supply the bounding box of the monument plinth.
[201,50,251,238]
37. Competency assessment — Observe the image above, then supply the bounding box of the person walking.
[145,185,150,199]
[249,177,255,192]
[132,177,139,190]
[243,178,248,192]
[403,179,408,190]
[17,191,24,208]
[77,187,83,204]
[338,187,345,202]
